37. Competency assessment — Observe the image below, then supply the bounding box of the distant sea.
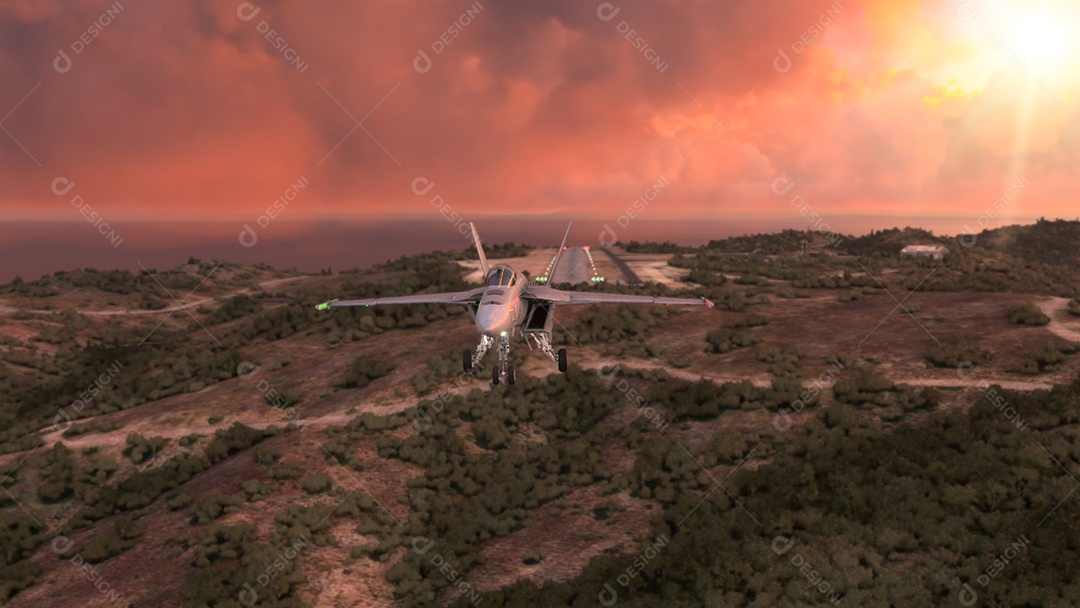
[0,216,1038,283]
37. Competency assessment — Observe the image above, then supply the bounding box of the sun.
[1010,12,1071,69]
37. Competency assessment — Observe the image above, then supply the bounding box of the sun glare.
[1011,13,1070,68]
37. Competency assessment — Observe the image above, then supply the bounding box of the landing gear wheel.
[507,364,516,385]
[463,349,473,372]
[557,348,568,373]
[492,365,500,385]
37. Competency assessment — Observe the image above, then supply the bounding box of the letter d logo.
[771,176,795,196]
[54,49,73,73]
[413,49,432,74]
[52,535,75,555]
[53,409,73,433]
[411,176,435,196]
[239,224,258,248]
[238,583,258,606]
[52,177,76,196]
[598,582,618,606]
[597,3,621,22]
[773,49,792,74]
[236,361,259,379]
[237,3,261,22]
[772,409,792,433]
[771,535,795,555]
[598,224,618,247]
[958,582,978,606]
[411,536,435,554]
[957,226,978,248]
[412,410,433,433]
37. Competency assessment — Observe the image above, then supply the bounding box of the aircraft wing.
[525,286,713,308]
[316,287,485,310]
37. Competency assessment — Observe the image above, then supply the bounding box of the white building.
[900,245,949,260]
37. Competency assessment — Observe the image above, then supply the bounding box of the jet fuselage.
[475,265,527,337]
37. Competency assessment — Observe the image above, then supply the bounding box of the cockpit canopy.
[486,265,516,287]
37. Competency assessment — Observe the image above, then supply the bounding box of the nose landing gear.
[465,332,560,385]
[493,333,513,385]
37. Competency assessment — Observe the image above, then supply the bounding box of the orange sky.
[1,0,1078,228]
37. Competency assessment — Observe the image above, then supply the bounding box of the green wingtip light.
[316,301,331,311]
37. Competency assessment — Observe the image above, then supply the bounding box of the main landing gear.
[464,331,566,384]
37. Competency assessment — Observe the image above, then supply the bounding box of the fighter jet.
[316,223,714,384]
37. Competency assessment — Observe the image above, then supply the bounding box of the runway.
[548,247,593,284]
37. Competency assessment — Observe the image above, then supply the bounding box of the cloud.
[0,0,1076,224]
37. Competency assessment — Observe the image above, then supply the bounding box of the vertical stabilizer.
[469,222,490,277]
[547,222,573,283]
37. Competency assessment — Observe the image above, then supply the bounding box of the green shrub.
[79,519,144,564]
[0,560,41,602]
[189,492,245,524]
[564,304,668,344]
[704,329,760,354]
[337,355,395,389]
[926,339,990,369]
[253,447,282,466]
[833,368,894,407]
[167,493,194,511]
[1018,341,1076,374]
[895,385,940,412]
[302,473,334,495]
[270,461,303,480]
[203,423,271,464]
[123,433,167,464]
[756,347,802,377]
[837,289,865,302]
[727,313,769,328]
[242,479,276,501]
[37,443,75,503]
[1007,302,1049,325]
[472,417,513,450]
[181,523,306,605]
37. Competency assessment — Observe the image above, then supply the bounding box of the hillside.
[0,233,1079,607]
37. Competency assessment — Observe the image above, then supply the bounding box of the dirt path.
[0,376,482,468]
[576,358,1056,392]
[1039,297,1080,342]
[0,276,304,316]
[578,358,774,387]
[902,378,1055,391]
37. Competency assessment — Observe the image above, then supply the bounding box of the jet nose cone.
[476,306,511,337]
